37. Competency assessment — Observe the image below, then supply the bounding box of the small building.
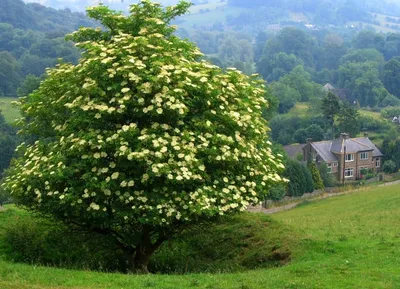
[283,144,305,161]
[302,133,383,182]
[323,83,356,104]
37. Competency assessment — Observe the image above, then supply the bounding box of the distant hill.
[22,0,182,12]
[3,0,95,32]
[22,0,213,12]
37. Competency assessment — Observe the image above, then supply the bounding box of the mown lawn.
[0,97,20,123]
[1,184,400,288]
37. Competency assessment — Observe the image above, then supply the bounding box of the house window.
[360,152,368,160]
[327,164,332,173]
[345,154,354,162]
[345,168,354,178]
[333,162,338,167]
[376,158,381,168]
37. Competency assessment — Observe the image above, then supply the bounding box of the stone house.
[302,133,383,182]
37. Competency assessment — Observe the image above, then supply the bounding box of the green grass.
[287,102,309,117]
[359,109,382,120]
[0,97,20,123]
[2,184,400,288]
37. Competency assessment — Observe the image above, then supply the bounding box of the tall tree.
[257,52,303,82]
[337,102,360,136]
[321,92,341,130]
[3,1,285,274]
[262,27,316,68]
[0,51,21,96]
[383,57,400,97]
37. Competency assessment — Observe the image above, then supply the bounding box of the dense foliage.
[3,0,285,273]
[0,112,17,176]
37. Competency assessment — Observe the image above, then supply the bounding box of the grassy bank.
[1,184,400,288]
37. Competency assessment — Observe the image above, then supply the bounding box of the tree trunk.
[132,245,152,274]
[130,227,167,274]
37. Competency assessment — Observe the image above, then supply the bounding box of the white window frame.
[333,162,338,167]
[376,158,381,168]
[360,152,368,160]
[327,163,332,174]
[345,168,354,178]
[345,154,354,162]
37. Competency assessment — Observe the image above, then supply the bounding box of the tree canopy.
[3,0,285,273]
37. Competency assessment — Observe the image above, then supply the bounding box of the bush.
[1,208,296,274]
[381,94,400,107]
[151,213,295,273]
[358,115,389,133]
[318,163,334,187]
[0,185,11,205]
[381,107,400,119]
[267,185,287,201]
[4,213,130,272]
[383,160,397,174]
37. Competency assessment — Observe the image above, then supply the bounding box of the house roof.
[331,137,373,153]
[283,144,305,159]
[308,135,383,163]
[311,141,338,162]
[352,137,384,157]
[330,88,355,103]
[323,83,335,90]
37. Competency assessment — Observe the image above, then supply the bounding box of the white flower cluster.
[3,1,285,227]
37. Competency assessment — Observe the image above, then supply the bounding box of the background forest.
[2,0,400,198]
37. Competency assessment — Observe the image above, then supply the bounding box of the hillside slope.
[0,0,95,32]
[1,184,400,288]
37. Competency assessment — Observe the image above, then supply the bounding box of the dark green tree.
[305,124,325,142]
[257,52,303,82]
[308,162,324,189]
[0,51,21,96]
[383,160,396,174]
[337,102,360,136]
[383,58,400,97]
[321,92,341,134]
[284,160,314,197]
[262,27,316,67]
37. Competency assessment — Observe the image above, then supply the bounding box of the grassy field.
[359,109,382,120]
[0,97,20,123]
[179,6,247,28]
[287,102,309,117]
[1,184,400,288]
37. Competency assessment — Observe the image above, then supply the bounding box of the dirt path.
[249,180,400,215]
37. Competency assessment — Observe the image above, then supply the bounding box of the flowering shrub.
[3,0,285,273]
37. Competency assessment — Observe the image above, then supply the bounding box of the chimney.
[364,132,368,138]
[340,133,349,139]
